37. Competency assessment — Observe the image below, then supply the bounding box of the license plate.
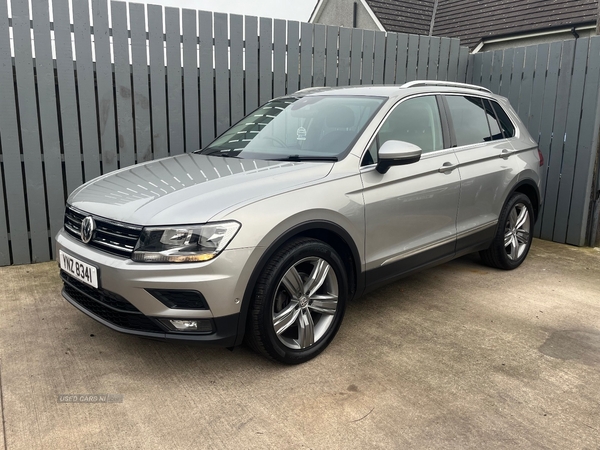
[59,250,98,288]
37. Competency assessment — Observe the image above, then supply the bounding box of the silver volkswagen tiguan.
[56,81,543,364]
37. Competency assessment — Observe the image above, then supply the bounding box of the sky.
[5,0,318,22]
[107,0,316,21]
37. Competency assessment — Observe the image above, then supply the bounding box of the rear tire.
[480,192,534,270]
[246,237,348,364]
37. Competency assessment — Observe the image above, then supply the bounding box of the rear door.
[442,95,518,252]
[360,95,461,287]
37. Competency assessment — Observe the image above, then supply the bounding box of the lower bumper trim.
[62,286,239,347]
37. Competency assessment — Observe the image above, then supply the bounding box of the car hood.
[67,154,334,225]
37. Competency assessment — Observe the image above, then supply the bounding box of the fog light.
[170,320,198,331]
[158,318,214,333]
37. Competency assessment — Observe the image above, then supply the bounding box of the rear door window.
[483,100,504,140]
[445,95,491,146]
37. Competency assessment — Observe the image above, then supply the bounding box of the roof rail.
[293,86,335,95]
[401,80,492,94]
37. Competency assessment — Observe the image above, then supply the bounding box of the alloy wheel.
[504,202,530,261]
[272,257,339,350]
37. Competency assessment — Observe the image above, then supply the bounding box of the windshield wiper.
[199,149,242,158]
[271,155,338,162]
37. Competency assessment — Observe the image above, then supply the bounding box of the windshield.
[199,95,386,161]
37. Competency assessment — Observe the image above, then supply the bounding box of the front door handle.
[439,162,458,173]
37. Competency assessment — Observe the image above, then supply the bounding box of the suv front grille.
[61,271,164,334]
[64,205,142,258]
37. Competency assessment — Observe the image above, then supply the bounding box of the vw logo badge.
[80,216,95,244]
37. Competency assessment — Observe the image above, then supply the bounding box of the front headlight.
[131,221,240,263]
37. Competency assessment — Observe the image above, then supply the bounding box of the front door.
[360,95,461,288]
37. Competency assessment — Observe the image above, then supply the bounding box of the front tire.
[480,192,534,270]
[246,238,348,364]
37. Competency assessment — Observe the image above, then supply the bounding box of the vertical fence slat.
[395,34,409,84]
[148,5,168,159]
[0,0,28,263]
[427,37,440,80]
[300,22,314,89]
[337,27,351,86]
[516,45,537,120]
[553,39,589,242]
[567,36,600,245]
[32,0,65,242]
[417,36,429,80]
[498,48,514,98]
[53,0,83,194]
[361,30,375,85]
[93,0,117,172]
[200,11,216,141]
[406,35,419,82]
[12,0,49,262]
[470,53,483,85]
[325,26,339,86]
[111,2,134,167]
[489,50,504,94]
[526,43,549,141]
[480,51,493,89]
[0,170,7,264]
[73,0,101,179]
[183,9,200,152]
[438,37,451,81]
[350,28,362,85]
[166,7,184,155]
[313,24,326,87]
[383,32,397,84]
[244,16,259,110]
[541,40,575,241]
[230,14,245,123]
[259,17,274,104]
[273,19,287,97]
[447,39,460,82]
[534,42,562,237]
[215,13,230,135]
[373,31,386,84]
[286,21,300,93]
[130,3,152,162]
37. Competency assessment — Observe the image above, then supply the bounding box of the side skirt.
[363,223,497,294]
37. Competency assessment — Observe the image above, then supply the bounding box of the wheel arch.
[233,220,363,346]
[511,179,541,222]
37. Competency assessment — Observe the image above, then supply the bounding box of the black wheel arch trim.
[233,220,363,346]
[511,179,541,221]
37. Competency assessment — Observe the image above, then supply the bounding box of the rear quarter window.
[490,100,516,138]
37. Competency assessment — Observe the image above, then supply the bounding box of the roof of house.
[433,0,598,48]
[312,0,598,49]
[363,0,435,36]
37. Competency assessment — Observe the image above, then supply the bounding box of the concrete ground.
[0,239,599,450]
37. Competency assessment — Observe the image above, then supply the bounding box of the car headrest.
[325,105,355,129]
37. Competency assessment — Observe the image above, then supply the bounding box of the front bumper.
[56,229,255,346]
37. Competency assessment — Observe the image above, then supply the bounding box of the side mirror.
[376,140,422,174]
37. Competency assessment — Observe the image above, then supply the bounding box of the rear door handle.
[439,162,458,173]
[499,149,514,158]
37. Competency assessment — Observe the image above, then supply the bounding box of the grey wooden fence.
[1,0,599,267]
[468,38,600,247]
[0,0,469,266]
